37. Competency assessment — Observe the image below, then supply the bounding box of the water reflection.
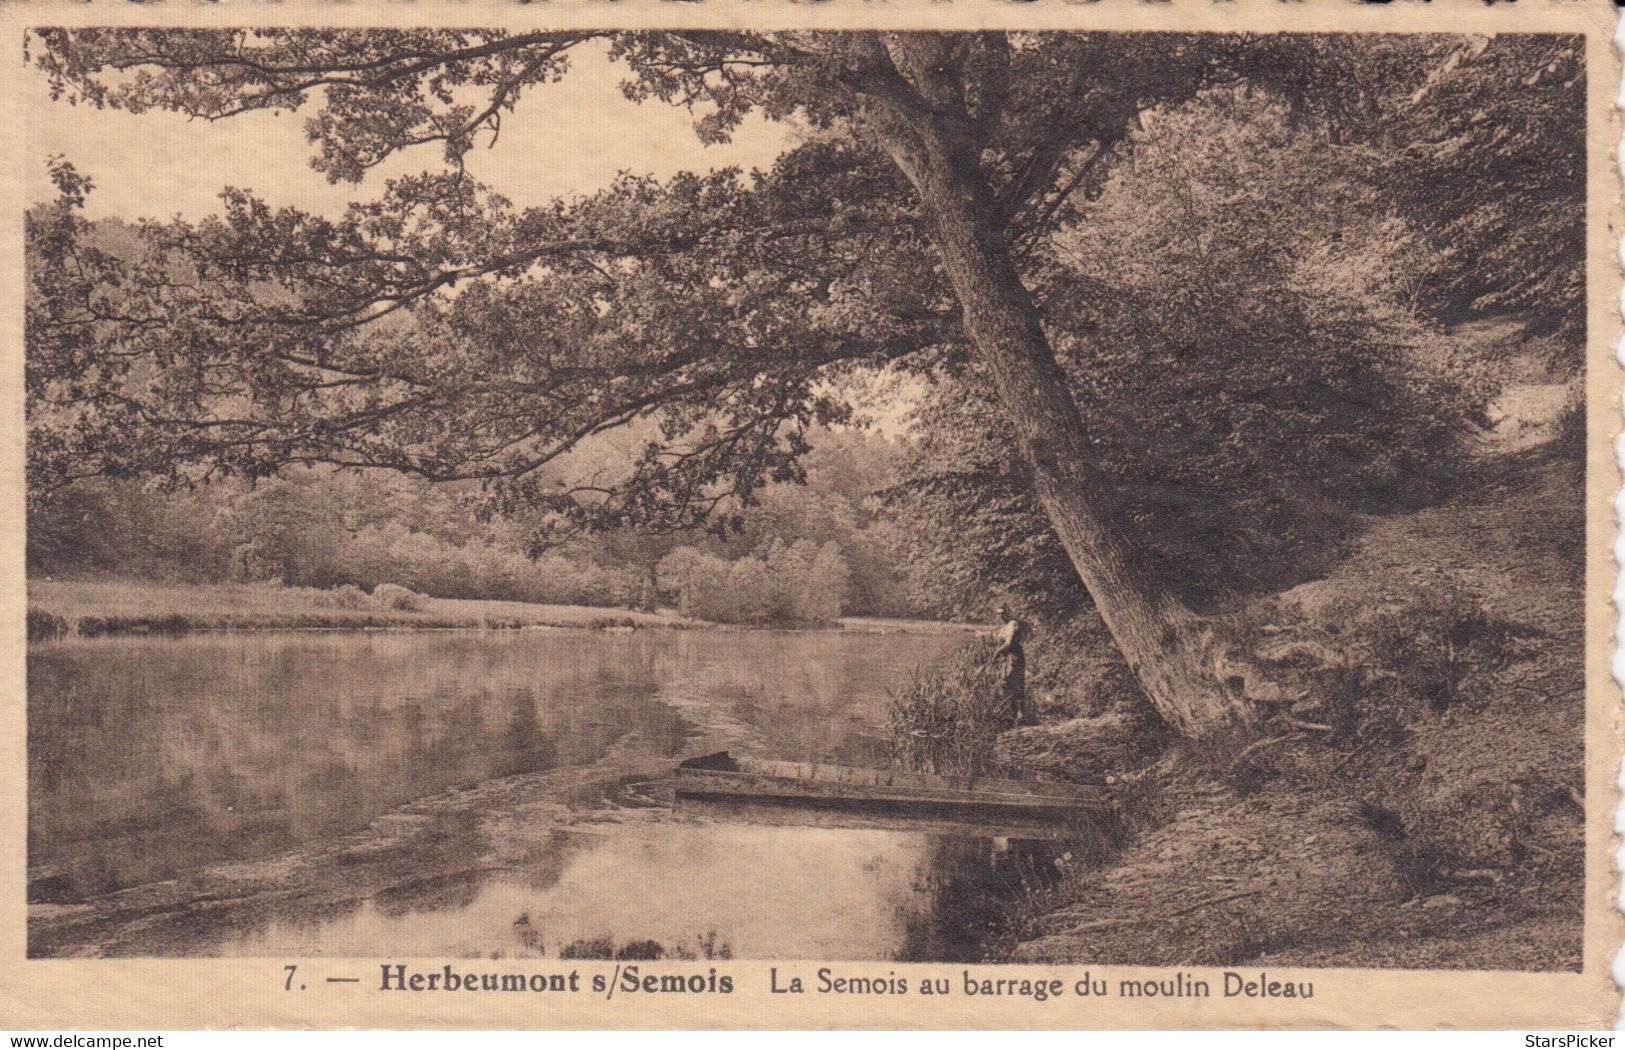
[212,822,1056,963]
[28,626,1079,960]
[29,629,966,902]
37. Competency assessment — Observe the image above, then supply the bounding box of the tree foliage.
[30,416,912,621]
[28,29,1580,536]
[1244,33,1585,337]
[656,538,850,627]
[889,83,1532,618]
[23,30,1244,526]
[25,29,1587,733]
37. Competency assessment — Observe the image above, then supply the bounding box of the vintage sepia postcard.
[1,0,1620,1031]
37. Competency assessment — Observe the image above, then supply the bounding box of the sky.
[24,41,792,221]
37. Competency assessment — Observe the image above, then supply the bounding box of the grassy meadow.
[27,578,689,639]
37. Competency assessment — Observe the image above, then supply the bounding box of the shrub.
[27,610,69,641]
[1322,578,1512,739]
[1026,614,1150,719]
[318,583,370,610]
[558,937,616,961]
[655,541,850,627]
[369,582,423,611]
[1235,570,1518,748]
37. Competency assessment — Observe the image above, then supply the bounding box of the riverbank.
[27,578,692,639]
[988,444,1585,970]
[28,579,983,641]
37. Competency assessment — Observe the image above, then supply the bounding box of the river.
[27,624,1066,961]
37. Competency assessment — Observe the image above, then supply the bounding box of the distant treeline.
[28,427,940,624]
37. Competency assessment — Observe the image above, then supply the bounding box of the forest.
[25,29,1587,969]
[30,411,918,626]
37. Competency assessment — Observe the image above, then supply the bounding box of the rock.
[1422,894,1463,911]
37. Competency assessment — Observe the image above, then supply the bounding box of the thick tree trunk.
[858,40,1252,737]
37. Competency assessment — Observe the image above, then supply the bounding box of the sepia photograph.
[18,23,1597,986]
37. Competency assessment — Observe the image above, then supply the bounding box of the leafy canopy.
[27,31,1582,549]
[890,80,1567,617]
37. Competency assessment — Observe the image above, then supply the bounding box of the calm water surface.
[28,626,1042,960]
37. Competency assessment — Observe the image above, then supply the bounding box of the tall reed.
[886,639,1014,778]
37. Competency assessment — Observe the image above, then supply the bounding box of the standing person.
[991,604,1035,727]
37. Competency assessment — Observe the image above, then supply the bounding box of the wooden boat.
[674,751,1114,827]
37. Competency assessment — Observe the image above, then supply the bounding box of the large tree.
[27,30,1582,737]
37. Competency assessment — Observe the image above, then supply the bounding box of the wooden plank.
[728,758,1108,803]
[676,796,1086,839]
[674,767,1113,813]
